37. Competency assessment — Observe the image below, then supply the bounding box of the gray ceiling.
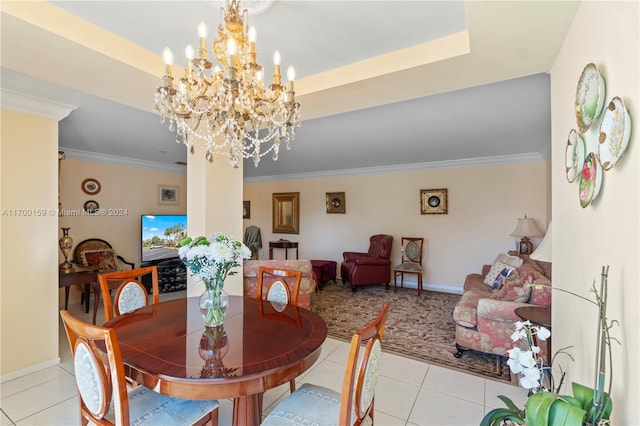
[1,1,579,179]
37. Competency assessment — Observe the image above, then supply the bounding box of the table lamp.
[510,215,543,254]
[530,221,552,262]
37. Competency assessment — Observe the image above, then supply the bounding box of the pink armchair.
[341,234,393,292]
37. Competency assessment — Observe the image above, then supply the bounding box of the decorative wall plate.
[578,152,603,208]
[565,129,585,183]
[575,63,606,133]
[81,178,101,195]
[598,97,631,170]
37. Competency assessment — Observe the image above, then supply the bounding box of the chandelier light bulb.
[198,22,207,39]
[256,70,264,82]
[287,66,295,81]
[162,47,174,65]
[273,50,281,65]
[248,26,257,43]
[185,44,195,60]
[162,47,174,77]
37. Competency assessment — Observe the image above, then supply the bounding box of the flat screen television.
[141,214,187,263]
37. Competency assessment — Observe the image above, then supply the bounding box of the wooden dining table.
[104,296,327,426]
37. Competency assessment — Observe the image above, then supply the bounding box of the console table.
[269,240,299,260]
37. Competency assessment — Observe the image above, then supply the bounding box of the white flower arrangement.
[179,232,252,290]
[506,320,550,392]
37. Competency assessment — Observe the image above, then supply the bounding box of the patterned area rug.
[311,282,511,382]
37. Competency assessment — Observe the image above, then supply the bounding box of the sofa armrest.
[343,251,369,262]
[477,298,530,323]
[353,257,391,266]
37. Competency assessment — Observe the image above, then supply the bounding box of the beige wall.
[58,158,187,305]
[1,109,59,377]
[550,1,639,422]
[244,161,549,290]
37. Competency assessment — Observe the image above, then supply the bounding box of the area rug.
[310,282,511,382]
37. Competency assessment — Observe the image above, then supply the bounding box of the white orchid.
[506,319,550,393]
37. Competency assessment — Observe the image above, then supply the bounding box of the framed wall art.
[420,188,448,215]
[158,185,179,205]
[81,178,101,195]
[326,192,346,214]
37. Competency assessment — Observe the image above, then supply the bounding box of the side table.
[515,305,551,365]
[269,240,299,260]
[59,265,99,323]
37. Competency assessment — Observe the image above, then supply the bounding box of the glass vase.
[199,287,229,327]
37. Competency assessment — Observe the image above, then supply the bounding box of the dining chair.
[255,266,303,395]
[261,303,390,426]
[393,237,425,296]
[256,266,302,310]
[59,310,219,426]
[98,266,160,322]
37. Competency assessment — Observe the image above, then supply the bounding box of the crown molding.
[61,148,187,174]
[243,152,545,183]
[1,89,76,121]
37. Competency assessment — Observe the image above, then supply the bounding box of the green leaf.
[497,395,524,414]
[180,236,192,247]
[525,392,555,426]
[480,408,524,426]
[572,382,595,409]
[549,399,586,426]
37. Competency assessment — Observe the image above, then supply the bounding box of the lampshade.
[510,216,543,238]
[530,221,552,262]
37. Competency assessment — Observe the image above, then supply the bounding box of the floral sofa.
[243,260,317,309]
[453,252,551,359]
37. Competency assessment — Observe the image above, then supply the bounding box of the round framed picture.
[82,178,101,195]
[83,200,99,214]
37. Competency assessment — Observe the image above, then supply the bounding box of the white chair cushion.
[117,281,147,314]
[358,339,381,417]
[394,262,422,272]
[74,341,109,418]
[105,385,218,425]
[266,280,289,306]
[261,383,372,426]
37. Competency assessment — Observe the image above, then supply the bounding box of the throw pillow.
[495,253,524,269]
[492,267,513,290]
[490,273,532,303]
[483,261,512,286]
[81,249,117,272]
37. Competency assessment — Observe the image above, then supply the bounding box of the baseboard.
[0,357,61,384]
[337,275,463,295]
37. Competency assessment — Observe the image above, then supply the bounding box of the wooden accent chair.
[261,303,390,426]
[393,237,425,296]
[59,310,218,426]
[72,238,136,321]
[98,266,160,323]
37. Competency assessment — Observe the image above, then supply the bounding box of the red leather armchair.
[341,234,393,291]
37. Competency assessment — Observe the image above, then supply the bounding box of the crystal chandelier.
[154,0,301,168]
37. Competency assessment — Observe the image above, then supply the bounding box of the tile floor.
[0,291,527,426]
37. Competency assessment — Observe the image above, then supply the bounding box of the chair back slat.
[60,310,131,424]
[340,303,390,425]
[98,266,159,322]
[256,266,302,307]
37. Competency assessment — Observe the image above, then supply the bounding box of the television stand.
[141,258,186,293]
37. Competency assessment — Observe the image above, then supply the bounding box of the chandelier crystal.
[154,0,301,168]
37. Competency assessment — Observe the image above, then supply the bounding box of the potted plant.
[482,266,617,426]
